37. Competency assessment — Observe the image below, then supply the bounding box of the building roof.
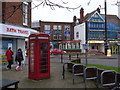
[106,15,120,25]
[84,10,120,25]
[39,20,73,24]
[84,9,98,21]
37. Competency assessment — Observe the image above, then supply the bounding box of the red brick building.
[32,20,74,48]
[0,1,37,66]
[2,2,31,28]
[0,1,2,22]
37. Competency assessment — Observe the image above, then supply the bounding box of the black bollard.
[61,53,63,63]
[69,54,71,60]
[77,53,79,59]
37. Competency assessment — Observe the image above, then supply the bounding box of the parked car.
[50,49,66,55]
[87,49,104,54]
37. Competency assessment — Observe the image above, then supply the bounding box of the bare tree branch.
[61,0,68,4]
[32,1,44,9]
[32,0,81,10]
[87,0,91,5]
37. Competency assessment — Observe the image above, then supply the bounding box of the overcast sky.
[32,0,119,22]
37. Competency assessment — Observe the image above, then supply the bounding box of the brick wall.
[2,2,31,28]
[39,21,74,41]
[0,1,2,22]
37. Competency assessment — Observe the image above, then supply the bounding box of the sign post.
[83,44,89,66]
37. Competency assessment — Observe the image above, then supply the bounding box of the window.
[53,25,57,30]
[58,25,62,30]
[44,25,50,30]
[23,2,28,26]
[76,32,79,38]
[65,34,70,40]
[58,35,62,40]
[53,35,57,40]
[64,25,70,30]
[32,22,40,28]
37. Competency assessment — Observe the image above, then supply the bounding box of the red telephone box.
[28,33,50,79]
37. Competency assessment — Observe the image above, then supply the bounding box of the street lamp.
[104,0,109,55]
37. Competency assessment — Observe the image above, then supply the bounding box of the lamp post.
[104,0,109,55]
[85,21,88,66]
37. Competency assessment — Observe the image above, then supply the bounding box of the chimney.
[97,8,100,13]
[73,16,77,23]
[80,8,84,23]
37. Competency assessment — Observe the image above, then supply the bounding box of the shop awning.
[0,23,38,38]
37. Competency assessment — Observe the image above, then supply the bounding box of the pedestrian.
[15,48,24,70]
[6,47,14,70]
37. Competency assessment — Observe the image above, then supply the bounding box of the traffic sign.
[83,44,89,50]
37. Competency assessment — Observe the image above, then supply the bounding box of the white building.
[0,23,38,67]
[118,0,120,19]
[74,23,86,53]
[74,8,120,54]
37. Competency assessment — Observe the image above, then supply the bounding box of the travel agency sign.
[0,23,31,37]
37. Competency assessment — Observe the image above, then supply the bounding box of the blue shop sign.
[64,31,70,34]
[44,30,52,34]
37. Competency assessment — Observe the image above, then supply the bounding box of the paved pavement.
[1,54,119,89]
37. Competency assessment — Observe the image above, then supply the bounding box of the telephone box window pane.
[40,58,48,61]
[41,43,47,49]
[30,42,34,73]
[40,70,48,73]
[40,66,48,69]
[40,62,48,65]
[41,50,47,53]
[41,54,48,57]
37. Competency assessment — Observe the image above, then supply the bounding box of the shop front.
[58,40,81,52]
[0,23,37,68]
[88,40,120,54]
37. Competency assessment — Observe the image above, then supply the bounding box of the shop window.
[76,43,80,49]
[68,43,71,49]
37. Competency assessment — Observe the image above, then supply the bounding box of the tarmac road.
[59,54,119,67]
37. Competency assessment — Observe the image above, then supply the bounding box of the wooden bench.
[0,79,19,90]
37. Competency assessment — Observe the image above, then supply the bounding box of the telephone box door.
[38,40,50,78]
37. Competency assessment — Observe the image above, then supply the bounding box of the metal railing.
[84,67,98,88]
[72,64,85,84]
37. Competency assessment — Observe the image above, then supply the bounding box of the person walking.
[6,47,14,70]
[15,48,24,70]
